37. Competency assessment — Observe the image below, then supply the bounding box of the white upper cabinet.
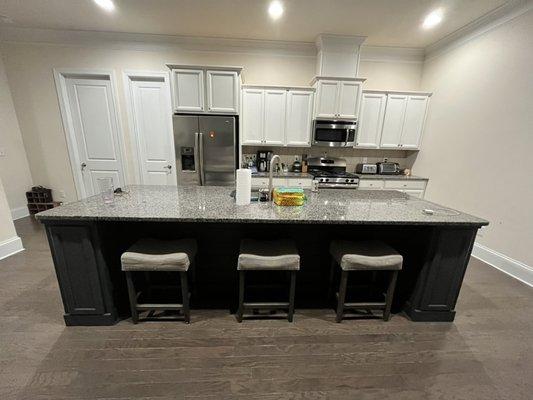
[171,69,204,113]
[315,80,338,118]
[356,92,386,148]
[263,90,286,145]
[241,86,314,147]
[400,95,429,149]
[379,93,429,150]
[241,89,264,145]
[338,81,362,119]
[206,70,239,114]
[313,78,364,119]
[169,66,241,114]
[380,94,408,149]
[285,91,313,146]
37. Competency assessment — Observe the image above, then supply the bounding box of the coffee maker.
[256,151,268,172]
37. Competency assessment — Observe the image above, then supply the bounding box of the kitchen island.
[36,185,488,326]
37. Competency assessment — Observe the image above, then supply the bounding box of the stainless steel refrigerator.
[173,115,237,186]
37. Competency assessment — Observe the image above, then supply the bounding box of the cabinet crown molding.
[166,64,243,72]
[363,89,433,97]
[310,76,367,86]
[242,84,315,91]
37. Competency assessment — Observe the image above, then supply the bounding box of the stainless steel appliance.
[355,163,378,174]
[308,157,359,189]
[376,162,401,175]
[173,115,237,186]
[312,120,357,147]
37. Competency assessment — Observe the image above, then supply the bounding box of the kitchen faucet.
[268,154,281,201]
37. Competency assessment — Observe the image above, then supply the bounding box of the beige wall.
[0,41,422,203]
[0,176,17,242]
[414,10,533,266]
[0,51,33,213]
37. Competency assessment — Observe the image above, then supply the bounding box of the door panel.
[65,77,125,198]
[357,93,386,148]
[206,70,238,113]
[380,94,408,149]
[172,69,204,112]
[241,89,264,145]
[315,81,338,118]
[173,115,200,186]
[338,81,361,119]
[129,77,176,185]
[285,91,313,146]
[263,90,286,145]
[401,96,429,149]
[199,116,236,186]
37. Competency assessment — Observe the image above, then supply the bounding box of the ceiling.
[0,0,510,48]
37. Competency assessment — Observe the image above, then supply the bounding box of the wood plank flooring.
[1,217,532,399]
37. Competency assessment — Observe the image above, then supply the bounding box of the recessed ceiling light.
[422,9,443,29]
[268,0,284,20]
[94,0,115,12]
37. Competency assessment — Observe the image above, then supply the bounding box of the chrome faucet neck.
[268,154,281,201]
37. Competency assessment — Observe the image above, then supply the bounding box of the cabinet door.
[171,69,205,112]
[338,81,362,119]
[206,70,239,114]
[285,91,313,146]
[241,89,264,145]
[380,94,408,149]
[400,95,429,149]
[315,80,339,119]
[356,93,386,148]
[263,90,286,145]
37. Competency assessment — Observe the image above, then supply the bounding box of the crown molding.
[425,0,533,60]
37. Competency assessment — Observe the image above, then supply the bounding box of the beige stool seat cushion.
[330,240,403,271]
[238,239,300,271]
[121,238,197,272]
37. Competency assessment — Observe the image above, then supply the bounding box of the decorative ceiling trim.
[425,0,533,60]
[0,26,424,63]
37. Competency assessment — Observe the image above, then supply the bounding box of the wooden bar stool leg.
[383,270,398,321]
[180,272,190,324]
[288,270,297,322]
[336,270,348,323]
[236,270,245,323]
[125,271,139,324]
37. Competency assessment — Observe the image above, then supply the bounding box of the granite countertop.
[358,174,428,181]
[36,185,488,226]
[252,172,313,179]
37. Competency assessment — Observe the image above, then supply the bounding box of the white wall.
[414,10,533,267]
[0,40,422,203]
[0,175,23,260]
[0,51,33,217]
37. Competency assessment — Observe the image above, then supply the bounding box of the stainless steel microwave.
[312,120,357,147]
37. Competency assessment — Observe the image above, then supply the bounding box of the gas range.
[308,157,359,189]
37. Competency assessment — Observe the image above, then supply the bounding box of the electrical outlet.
[362,157,368,163]
[0,147,6,157]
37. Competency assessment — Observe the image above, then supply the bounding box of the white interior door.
[63,75,126,198]
[126,73,176,185]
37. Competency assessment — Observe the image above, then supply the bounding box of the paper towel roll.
[235,169,252,205]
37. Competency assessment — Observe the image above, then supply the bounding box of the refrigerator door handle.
[194,132,202,185]
[198,132,205,186]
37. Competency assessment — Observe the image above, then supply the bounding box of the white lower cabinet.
[251,177,313,189]
[241,86,314,146]
[359,179,427,198]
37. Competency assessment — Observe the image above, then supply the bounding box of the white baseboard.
[11,206,30,220]
[0,236,25,260]
[472,242,533,288]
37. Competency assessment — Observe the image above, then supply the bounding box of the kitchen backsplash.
[242,146,418,173]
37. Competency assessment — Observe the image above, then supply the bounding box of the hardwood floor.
[1,217,532,399]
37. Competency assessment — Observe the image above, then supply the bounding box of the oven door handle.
[345,128,350,147]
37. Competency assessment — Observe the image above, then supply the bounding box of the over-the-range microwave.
[312,120,357,147]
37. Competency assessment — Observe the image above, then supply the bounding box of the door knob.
[81,162,87,171]
[164,164,172,174]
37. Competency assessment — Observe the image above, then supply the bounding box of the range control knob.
[325,178,329,182]
[345,179,349,183]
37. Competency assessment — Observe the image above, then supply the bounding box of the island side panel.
[44,221,118,326]
[404,226,478,322]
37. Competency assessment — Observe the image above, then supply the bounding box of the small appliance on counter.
[376,162,401,175]
[292,156,302,172]
[355,163,377,174]
[256,151,269,172]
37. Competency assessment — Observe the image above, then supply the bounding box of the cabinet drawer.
[358,180,385,189]
[384,180,426,190]
[251,177,288,188]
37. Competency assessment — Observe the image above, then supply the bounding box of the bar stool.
[236,239,300,322]
[329,240,403,323]
[121,238,197,324]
